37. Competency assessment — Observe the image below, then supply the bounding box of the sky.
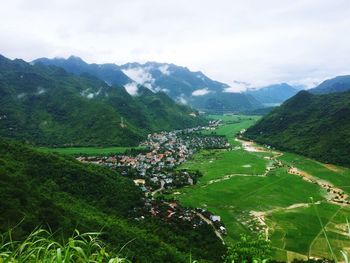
[1,0,350,91]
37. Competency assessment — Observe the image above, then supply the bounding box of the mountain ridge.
[245,90,350,167]
[0,54,204,147]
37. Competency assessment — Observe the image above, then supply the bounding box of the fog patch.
[177,95,188,104]
[17,93,26,99]
[36,86,46,95]
[158,64,170,76]
[122,67,156,91]
[81,88,102,99]
[124,82,139,95]
[192,88,210,96]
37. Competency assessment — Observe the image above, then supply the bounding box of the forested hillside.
[0,55,204,147]
[0,138,225,262]
[245,90,350,166]
[34,57,264,113]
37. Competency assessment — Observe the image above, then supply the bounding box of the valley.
[58,113,350,261]
[169,114,350,262]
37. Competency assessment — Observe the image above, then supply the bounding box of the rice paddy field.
[174,114,350,261]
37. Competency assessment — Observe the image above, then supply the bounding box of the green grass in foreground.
[172,114,350,261]
[0,228,130,263]
[38,146,145,155]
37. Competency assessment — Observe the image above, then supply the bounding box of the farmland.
[173,114,350,261]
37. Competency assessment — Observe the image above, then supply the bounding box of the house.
[211,215,221,222]
[133,179,146,185]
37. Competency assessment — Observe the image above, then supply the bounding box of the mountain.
[0,138,225,262]
[188,91,262,114]
[34,57,263,113]
[121,62,263,113]
[34,56,132,86]
[0,54,204,147]
[309,75,350,94]
[244,83,300,105]
[245,90,350,167]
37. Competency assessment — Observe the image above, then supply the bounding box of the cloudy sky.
[1,0,350,90]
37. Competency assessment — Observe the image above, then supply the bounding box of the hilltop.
[309,75,350,94]
[34,57,263,113]
[245,90,350,166]
[0,54,204,147]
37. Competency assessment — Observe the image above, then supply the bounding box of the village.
[76,119,228,236]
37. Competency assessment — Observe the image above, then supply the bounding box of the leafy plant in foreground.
[0,228,130,263]
[224,234,272,263]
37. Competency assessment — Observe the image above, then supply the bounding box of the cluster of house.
[77,121,228,193]
[77,120,229,237]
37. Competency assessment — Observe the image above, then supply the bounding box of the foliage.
[0,137,225,262]
[224,234,272,263]
[309,75,350,94]
[0,54,204,147]
[245,90,350,167]
[0,228,130,263]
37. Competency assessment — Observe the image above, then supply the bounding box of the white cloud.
[177,95,187,104]
[81,88,102,99]
[124,82,139,95]
[122,67,158,92]
[158,64,170,75]
[36,86,46,95]
[192,88,211,96]
[223,82,250,93]
[1,0,350,86]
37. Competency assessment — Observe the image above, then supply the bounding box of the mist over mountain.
[34,57,264,113]
[0,54,203,146]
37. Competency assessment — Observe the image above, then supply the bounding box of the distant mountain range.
[245,89,350,167]
[34,57,267,113]
[244,83,300,106]
[309,75,350,94]
[34,56,132,86]
[0,54,204,146]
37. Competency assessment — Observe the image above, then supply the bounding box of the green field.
[38,146,145,155]
[173,114,350,261]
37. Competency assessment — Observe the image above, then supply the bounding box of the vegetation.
[245,90,350,167]
[38,146,146,156]
[224,235,272,263]
[34,57,264,114]
[309,75,350,94]
[171,114,350,261]
[0,54,204,147]
[0,228,130,263]
[0,137,225,262]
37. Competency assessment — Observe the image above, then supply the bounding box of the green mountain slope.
[34,57,263,113]
[245,90,350,167]
[309,75,350,94]
[34,56,132,86]
[0,55,204,146]
[0,138,225,262]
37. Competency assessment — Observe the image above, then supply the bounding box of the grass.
[38,146,146,156]
[0,228,130,262]
[171,114,350,261]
